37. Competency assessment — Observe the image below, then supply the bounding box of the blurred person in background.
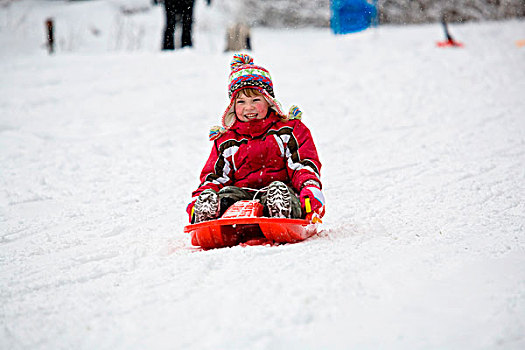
[162,0,211,50]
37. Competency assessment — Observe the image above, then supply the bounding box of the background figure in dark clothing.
[162,0,211,50]
[441,17,454,42]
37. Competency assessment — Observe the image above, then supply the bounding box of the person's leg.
[217,186,253,216]
[289,189,302,218]
[180,0,195,47]
[162,1,176,50]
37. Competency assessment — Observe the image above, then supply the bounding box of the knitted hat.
[220,54,286,131]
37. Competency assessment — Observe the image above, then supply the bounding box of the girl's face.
[235,92,269,122]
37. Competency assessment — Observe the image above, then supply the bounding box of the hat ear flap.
[260,91,286,120]
[221,93,237,129]
[224,110,236,129]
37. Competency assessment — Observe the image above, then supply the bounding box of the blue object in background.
[331,0,378,34]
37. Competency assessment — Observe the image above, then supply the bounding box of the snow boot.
[265,181,292,218]
[194,189,220,223]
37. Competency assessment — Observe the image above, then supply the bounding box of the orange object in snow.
[436,39,464,48]
[183,200,319,249]
[516,40,525,48]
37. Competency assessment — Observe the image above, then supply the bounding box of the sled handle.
[305,197,312,213]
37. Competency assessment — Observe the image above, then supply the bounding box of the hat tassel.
[288,105,302,120]
[209,125,226,141]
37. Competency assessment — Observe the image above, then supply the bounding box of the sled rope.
[240,186,269,200]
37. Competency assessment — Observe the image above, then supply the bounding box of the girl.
[187,54,325,223]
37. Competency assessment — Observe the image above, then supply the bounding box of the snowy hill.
[1,1,525,349]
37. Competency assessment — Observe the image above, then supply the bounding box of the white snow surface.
[1,1,525,349]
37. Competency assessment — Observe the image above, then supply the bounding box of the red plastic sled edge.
[184,217,318,249]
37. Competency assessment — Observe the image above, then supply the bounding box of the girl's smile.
[235,94,269,122]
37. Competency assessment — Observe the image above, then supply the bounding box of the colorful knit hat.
[220,54,286,131]
[208,54,303,141]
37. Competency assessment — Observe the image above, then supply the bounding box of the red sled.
[436,39,464,48]
[183,200,319,249]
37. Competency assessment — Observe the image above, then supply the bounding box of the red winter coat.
[191,112,322,201]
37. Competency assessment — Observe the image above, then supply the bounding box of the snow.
[1,1,525,349]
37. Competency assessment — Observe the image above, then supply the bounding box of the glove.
[186,200,196,223]
[300,185,325,223]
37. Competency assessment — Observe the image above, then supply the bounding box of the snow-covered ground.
[1,1,525,349]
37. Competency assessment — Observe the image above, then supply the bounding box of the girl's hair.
[236,88,263,98]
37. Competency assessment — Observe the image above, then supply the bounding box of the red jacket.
[191,112,322,200]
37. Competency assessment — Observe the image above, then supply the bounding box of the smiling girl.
[187,54,325,224]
